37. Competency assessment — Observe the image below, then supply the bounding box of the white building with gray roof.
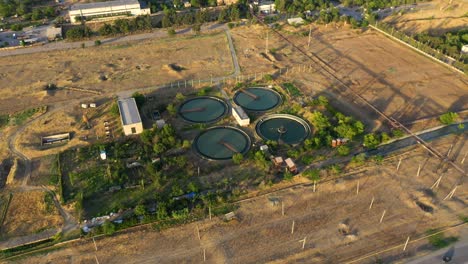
[69,0,150,24]
[118,98,143,136]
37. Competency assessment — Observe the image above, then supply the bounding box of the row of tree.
[0,0,56,20]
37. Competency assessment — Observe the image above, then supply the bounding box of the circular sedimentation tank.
[178,96,228,124]
[193,126,251,160]
[233,87,282,112]
[256,114,311,145]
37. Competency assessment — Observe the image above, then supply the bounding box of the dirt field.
[14,100,121,159]
[231,24,468,125]
[12,133,467,264]
[383,0,468,35]
[1,190,62,241]
[0,32,233,114]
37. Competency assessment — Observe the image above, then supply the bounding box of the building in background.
[118,98,143,136]
[232,105,250,127]
[69,0,150,24]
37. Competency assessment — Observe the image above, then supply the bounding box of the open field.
[0,32,233,114]
[0,191,62,245]
[11,133,467,263]
[230,24,468,125]
[383,0,468,35]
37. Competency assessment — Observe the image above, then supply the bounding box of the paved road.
[407,235,468,264]
[0,22,226,57]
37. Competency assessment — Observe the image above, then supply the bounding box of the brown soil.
[1,190,62,240]
[0,32,233,114]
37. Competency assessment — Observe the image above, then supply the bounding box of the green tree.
[232,153,243,164]
[284,169,294,181]
[102,220,116,235]
[363,133,380,149]
[134,204,146,216]
[439,112,459,125]
[175,92,186,101]
[303,168,320,181]
[308,111,330,131]
[336,145,350,156]
[167,104,177,116]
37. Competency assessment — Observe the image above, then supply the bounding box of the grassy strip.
[0,193,13,234]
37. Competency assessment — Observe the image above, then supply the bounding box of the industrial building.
[69,0,150,23]
[232,105,250,127]
[118,98,143,136]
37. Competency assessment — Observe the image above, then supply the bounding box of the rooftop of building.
[118,98,142,126]
[70,0,141,11]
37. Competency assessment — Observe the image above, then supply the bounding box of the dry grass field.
[13,134,467,264]
[14,100,120,159]
[1,191,62,241]
[383,0,468,35]
[0,32,233,114]
[231,24,468,124]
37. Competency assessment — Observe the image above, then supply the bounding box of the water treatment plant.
[256,114,311,145]
[233,87,282,112]
[178,96,228,123]
[193,126,251,160]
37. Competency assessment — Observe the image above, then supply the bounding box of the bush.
[263,74,273,82]
[232,153,243,164]
[336,145,350,156]
[303,168,320,181]
[363,133,380,149]
[439,112,459,125]
[167,28,176,37]
[94,40,101,46]
[66,26,91,40]
[392,129,404,138]
[102,220,116,235]
[426,229,458,249]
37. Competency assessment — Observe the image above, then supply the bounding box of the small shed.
[46,26,62,41]
[287,17,305,25]
[224,212,236,221]
[285,158,297,173]
[273,156,284,167]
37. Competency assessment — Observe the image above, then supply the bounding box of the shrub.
[303,168,320,181]
[102,220,116,235]
[232,153,243,164]
[168,28,176,36]
[94,40,101,46]
[336,145,350,156]
[392,129,404,138]
[263,74,273,82]
[363,133,380,149]
[439,112,459,125]
[426,229,458,249]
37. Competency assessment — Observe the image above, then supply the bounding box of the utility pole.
[307,25,312,47]
[265,30,269,54]
[356,180,360,195]
[379,210,386,223]
[369,196,375,210]
[403,236,410,251]
[291,220,295,234]
[416,164,421,177]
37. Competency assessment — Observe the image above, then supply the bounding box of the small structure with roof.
[118,98,143,136]
[232,105,250,126]
[285,158,297,173]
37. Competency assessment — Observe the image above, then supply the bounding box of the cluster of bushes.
[99,16,152,36]
[340,0,430,11]
[65,26,92,41]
